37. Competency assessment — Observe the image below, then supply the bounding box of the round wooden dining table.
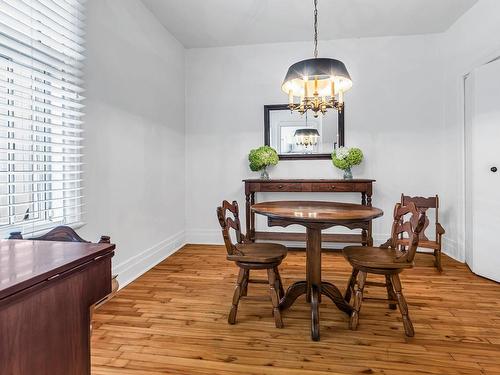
[252,200,383,341]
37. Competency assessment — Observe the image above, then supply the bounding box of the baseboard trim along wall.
[442,237,462,262]
[110,230,463,290]
[186,230,394,247]
[186,229,463,261]
[185,229,222,245]
[113,231,186,289]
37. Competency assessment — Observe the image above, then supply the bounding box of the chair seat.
[228,242,287,264]
[397,238,440,250]
[343,246,414,270]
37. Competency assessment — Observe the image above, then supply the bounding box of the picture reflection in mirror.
[268,109,338,156]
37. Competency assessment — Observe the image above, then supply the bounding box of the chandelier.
[294,128,319,148]
[294,111,319,148]
[281,0,352,118]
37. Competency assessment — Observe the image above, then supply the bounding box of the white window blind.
[0,0,86,237]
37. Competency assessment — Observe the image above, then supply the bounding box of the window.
[0,0,85,237]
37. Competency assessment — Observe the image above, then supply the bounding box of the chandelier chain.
[313,0,318,58]
[283,0,350,117]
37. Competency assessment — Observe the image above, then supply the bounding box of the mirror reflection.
[265,105,342,159]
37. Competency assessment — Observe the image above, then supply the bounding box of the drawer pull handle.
[47,273,61,281]
[331,186,336,190]
[278,185,283,189]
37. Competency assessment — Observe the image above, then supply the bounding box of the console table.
[0,240,115,375]
[243,179,375,246]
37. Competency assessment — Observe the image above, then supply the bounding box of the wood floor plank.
[92,245,500,374]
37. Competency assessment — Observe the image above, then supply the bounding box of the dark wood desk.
[0,240,115,375]
[252,201,383,341]
[244,179,375,246]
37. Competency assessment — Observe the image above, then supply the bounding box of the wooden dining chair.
[217,200,287,328]
[342,202,426,337]
[399,194,445,271]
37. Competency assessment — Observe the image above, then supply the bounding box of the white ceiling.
[141,0,478,49]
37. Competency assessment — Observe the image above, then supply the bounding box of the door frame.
[463,72,473,268]
[462,53,500,271]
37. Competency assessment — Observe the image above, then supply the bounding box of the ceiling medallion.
[281,0,352,118]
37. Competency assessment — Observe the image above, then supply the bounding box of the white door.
[465,58,500,282]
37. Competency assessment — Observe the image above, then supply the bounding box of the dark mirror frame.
[264,104,344,160]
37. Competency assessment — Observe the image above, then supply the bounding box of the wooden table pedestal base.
[251,201,383,341]
[278,227,353,341]
[279,280,352,341]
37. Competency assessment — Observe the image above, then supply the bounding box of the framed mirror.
[264,104,344,160]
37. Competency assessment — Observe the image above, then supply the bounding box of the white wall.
[441,0,500,261]
[79,0,500,285]
[185,35,446,247]
[81,0,186,286]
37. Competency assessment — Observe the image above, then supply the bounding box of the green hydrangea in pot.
[248,146,279,180]
[331,147,364,179]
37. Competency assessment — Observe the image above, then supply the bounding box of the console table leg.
[245,193,252,241]
[368,221,374,246]
[362,229,368,246]
[250,193,255,241]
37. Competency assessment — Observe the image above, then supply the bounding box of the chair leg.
[241,269,249,296]
[390,273,414,337]
[349,270,367,330]
[385,275,397,310]
[228,268,246,325]
[344,268,359,303]
[267,268,284,328]
[274,266,285,299]
[435,249,443,272]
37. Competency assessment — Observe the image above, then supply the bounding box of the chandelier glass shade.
[282,0,352,117]
[282,58,352,117]
[294,128,320,147]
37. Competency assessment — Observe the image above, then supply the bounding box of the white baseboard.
[187,229,388,249]
[185,229,222,245]
[186,229,466,263]
[442,237,463,262]
[113,230,186,289]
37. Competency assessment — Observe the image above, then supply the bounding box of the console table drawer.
[260,182,303,192]
[312,183,360,192]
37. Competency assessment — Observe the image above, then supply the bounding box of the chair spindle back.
[401,194,439,241]
[389,202,426,263]
[216,200,244,255]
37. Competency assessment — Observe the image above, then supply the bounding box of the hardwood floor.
[91,245,500,375]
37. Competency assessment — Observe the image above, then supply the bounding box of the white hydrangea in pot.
[331,147,364,179]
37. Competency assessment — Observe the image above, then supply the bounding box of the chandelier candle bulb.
[281,0,352,117]
[289,90,294,105]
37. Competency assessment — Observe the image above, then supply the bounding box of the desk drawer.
[312,183,360,192]
[260,182,304,192]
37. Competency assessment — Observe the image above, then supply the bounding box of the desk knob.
[491,166,498,173]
